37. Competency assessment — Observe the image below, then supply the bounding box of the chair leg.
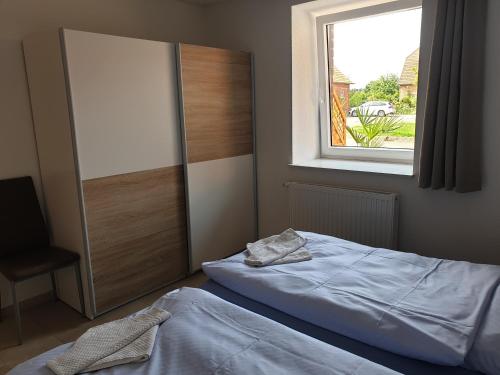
[74,262,85,317]
[50,271,58,302]
[10,282,22,345]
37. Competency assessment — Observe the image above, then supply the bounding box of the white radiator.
[288,182,399,249]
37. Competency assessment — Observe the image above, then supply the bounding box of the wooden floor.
[0,272,207,374]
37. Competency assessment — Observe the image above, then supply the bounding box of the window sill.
[290,158,415,176]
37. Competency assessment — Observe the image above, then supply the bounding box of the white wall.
[0,0,208,308]
[203,0,500,265]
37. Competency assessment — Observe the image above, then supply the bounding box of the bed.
[201,280,480,375]
[203,231,500,375]
[8,288,401,375]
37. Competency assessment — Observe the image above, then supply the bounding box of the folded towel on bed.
[266,247,312,266]
[46,307,170,375]
[83,325,159,373]
[245,228,311,266]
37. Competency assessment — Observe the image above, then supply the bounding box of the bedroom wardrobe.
[23,29,257,318]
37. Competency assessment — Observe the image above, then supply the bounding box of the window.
[317,0,422,164]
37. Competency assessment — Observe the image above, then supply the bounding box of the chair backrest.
[0,176,49,256]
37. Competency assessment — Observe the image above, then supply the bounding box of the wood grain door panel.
[179,44,253,164]
[82,166,188,313]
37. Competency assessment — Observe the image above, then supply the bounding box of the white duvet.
[9,288,400,375]
[203,231,500,373]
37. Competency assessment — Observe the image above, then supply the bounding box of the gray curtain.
[419,0,487,192]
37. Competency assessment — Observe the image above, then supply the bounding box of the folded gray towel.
[83,325,159,373]
[269,247,312,265]
[47,307,170,375]
[245,228,312,267]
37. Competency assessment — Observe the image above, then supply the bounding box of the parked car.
[349,101,395,117]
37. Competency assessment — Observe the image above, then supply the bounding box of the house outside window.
[399,48,420,98]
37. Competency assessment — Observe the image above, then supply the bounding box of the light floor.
[0,272,207,374]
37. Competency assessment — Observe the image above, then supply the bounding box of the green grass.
[351,122,415,138]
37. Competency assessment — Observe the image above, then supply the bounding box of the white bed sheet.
[465,283,500,374]
[8,287,400,375]
[203,231,500,370]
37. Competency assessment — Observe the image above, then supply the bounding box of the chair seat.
[0,246,80,282]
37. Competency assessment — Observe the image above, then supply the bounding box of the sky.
[331,7,422,89]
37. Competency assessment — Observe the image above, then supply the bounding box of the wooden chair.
[0,176,85,345]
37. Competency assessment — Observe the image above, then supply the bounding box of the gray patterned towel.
[47,307,170,375]
[245,228,312,266]
[268,247,312,265]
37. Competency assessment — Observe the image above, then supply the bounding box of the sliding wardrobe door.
[177,44,257,272]
[62,30,188,314]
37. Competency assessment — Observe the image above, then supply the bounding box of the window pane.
[327,8,422,150]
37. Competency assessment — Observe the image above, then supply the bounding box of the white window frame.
[316,0,423,164]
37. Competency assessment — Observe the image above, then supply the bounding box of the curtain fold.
[419,0,487,193]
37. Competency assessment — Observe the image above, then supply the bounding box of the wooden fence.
[330,91,347,146]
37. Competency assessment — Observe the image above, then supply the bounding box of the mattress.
[201,280,480,375]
